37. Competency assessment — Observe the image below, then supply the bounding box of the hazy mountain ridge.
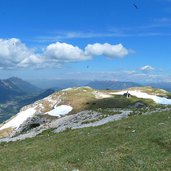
[7,77,41,93]
[148,82,171,92]
[31,79,142,90]
[31,78,171,93]
[86,81,141,90]
[0,79,25,103]
[0,77,41,103]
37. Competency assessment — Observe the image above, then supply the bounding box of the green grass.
[43,88,158,114]
[0,110,170,171]
[86,95,157,110]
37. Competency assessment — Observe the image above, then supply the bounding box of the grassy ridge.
[44,87,159,113]
[0,111,170,171]
[86,95,157,110]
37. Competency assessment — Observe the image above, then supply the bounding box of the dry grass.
[0,128,12,138]
[57,88,96,114]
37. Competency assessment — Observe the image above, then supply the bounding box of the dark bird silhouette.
[133,3,138,9]
[86,65,89,69]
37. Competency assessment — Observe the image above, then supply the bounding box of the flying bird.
[133,3,138,9]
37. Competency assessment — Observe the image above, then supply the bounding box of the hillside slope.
[0,86,171,171]
[0,110,170,171]
[0,89,54,124]
[0,86,171,140]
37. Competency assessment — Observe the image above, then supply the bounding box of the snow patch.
[111,90,171,105]
[46,105,73,117]
[0,107,36,130]
[61,88,73,91]
[93,91,112,99]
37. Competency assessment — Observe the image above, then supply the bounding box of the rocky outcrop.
[129,102,147,108]
[0,109,131,143]
[11,116,50,136]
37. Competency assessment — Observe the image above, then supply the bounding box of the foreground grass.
[0,111,170,171]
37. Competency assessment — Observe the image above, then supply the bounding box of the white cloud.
[44,42,91,62]
[35,31,123,42]
[17,54,44,68]
[58,71,164,83]
[0,38,43,69]
[0,38,130,69]
[44,42,129,62]
[123,70,136,74]
[140,65,155,71]
[85,43,129,58]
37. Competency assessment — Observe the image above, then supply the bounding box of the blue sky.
[0,0,171,82]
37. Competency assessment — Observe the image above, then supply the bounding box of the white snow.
[93,91,112,99]
[111,90,171,105]
[62,88,73,91]
[46,105,73,117]
[0,107,36,130]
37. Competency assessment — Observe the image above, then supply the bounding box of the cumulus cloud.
[85,43,129,58]
[140,65,155,71]
[44,42,90,62]
[44,42,129,63]
[0,38,43,69]
[0,38,130,69]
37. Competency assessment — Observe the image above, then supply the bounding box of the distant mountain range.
[148,82,171,92]
[8,77,40,93]
[1,76,171,124]
[30,79,89,90]
[86,81,141,90]
[0,77,41,103]
[30,79,171,92]
[1,77,170,98]
[31,79,141,90]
